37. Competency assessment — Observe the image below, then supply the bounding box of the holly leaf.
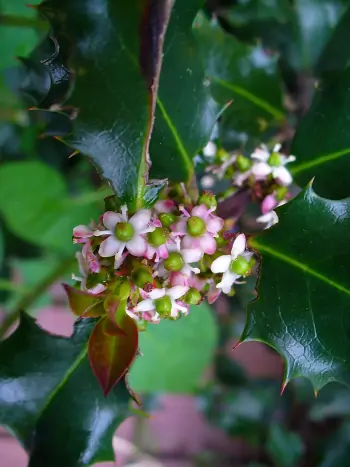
[291,68,350,199]
[149,0,219,182]
[195,13,284,139]
[88,313,138,396]
[0,314,131,467]
[35,0,171,210]
[242,185,350,392]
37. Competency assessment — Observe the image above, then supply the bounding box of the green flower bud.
[147,227,169,246]
[154,295,172,316]
[198,192,217,209]
[115,222,134,242]
[229,255,251,275]
[164,252,184,272]
[86,271,109,289]
[236,155,252,172]
[183,287,201,305]
[268,152,281,167]
[131,267,153,289]
[159,212,177,228]
[187,216,206,237]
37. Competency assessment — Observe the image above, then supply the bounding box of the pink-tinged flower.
[257,199,286,229]
[251,144,295,186]
[174,204,224,255]
[73,222,95,244]
[210,234,253,294]
[207,280,221,304]
[144,226,171,263]
[261,194,278,214]
[154,199,176,213]
[128,286,190,321]
[82,242,100,273]
[73,252,106,295]
[156,239,202,278]
[94,206,155,268]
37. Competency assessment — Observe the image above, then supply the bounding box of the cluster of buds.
[203,142,295,229]
[72,191,255,325]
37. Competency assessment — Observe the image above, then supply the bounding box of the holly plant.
[1,0,350,466]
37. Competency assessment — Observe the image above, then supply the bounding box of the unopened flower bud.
[198,192,217,209]
[230,255,251,275]
[187,216,206,237]
[159,212,177,228]
[154,295,172,317]
[183,287,201,305]
[147,227,169,246]
[164,252,184,272]
[131,266,154,290]
[236,155,252,172]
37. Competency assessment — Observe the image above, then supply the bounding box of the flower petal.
[261,194,278,214]
[167,285,189,300]
[199,233,216,255]
[206,216,224,234]
[252,162,271,179]
[129,209,152,232]
[191,204,209,218]
[126,235,147,257]
[217,271,239,294]
[211,254,231,274]
[73,225,93,239]
[273,166,292,186]
[251,147,269,162]
[88,283,106,295]
[99,236,122,257]
[203,141,217,157]
[182,248,203,263]
[103,211,123,231]
[149,288,166,300]
[134,299,155,312]
[126,309,140,321]
[172,219,187,235]
[230,233,246,258]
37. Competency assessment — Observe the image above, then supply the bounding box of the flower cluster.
[72,193,255,325]
[204,142,295,229]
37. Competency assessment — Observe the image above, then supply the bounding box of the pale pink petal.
[114,251,128,269]
[206,216,224,234]
[199,233,216,255]
[172,301,189,315]
[208,282,221,304]
[172,219,187,235]
[261,194,278,214]
[230,233,246,258]
[273,166,292,186]
[99,236,123,257]
[251,147,269,162]
[126,235,147,256]
[256,211,278,228]
[252,162,271,179]
[126,309,140,321]
[144,245,156,260]
[167,285,189,300]
[182,248,203,263]
[103,211,123,231]
[76,252,89,276]
[211,255,231,274]
[154,200,176,213]
[233,171,251,186]
[188,275,206,291]
[182,235,197,249]
[129,209,152,232]
[88,283,106,295]
[191,204,210,218]
[170,272,189,287]
[217,271,239,294]
[134,299,155,312]
[142,311,160,323]
[73,225,93,239]
[149,288,166,300]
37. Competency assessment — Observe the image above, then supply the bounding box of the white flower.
[203,141,217,157]
[251,144,295,186]
[210,234,253,294]
[94,206,154,268]
[156,238,202,278]
[128,286,189,321]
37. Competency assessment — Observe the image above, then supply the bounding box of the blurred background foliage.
[1,0,350,465]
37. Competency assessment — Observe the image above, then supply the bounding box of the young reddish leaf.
[63,284,105,317]
[88,314,138,396]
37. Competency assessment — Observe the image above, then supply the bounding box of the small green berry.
[131,267,153,289]
[147,227,169,246]
[154,295,172,316]
[236,155,252,172]
[164,252,184,272]
[230,255,251,275]
[115,222,134,242]
[268,152,281,167]
[187,216,206,237]
[183,288,201,305]
[159,212,177,228]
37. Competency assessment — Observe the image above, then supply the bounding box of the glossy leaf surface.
[291,68,350,199]
[89,313,138,396]
[0,314,131,467]
[129,302,218,393]
[150,0,218,182]
[37,0,170,209]
[243,185,350,391]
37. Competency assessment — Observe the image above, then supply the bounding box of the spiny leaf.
[242,185,350,392]
[88,313,138,396]
[33,0,172,210]
[0,313,131,467]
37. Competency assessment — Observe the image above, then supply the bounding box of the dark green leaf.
[0,313,131,467]
[0,161,98,252]
[150,0,219,182]
[318,421,350,467]
[242,185,350,391]
[266,423,304,467]
[88,314,138,396]
[37,0,171,209]
[291,69,350,199]
[195,14,284,139]
[129,301,218,393]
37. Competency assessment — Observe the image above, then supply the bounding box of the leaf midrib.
[251,240,350,296]
[291,147,350,175]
